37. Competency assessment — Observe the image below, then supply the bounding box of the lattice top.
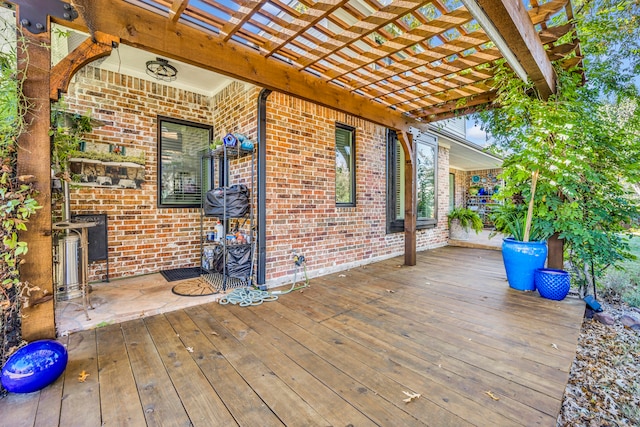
[128,0,580,120]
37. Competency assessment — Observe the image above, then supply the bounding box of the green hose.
[270,262,309,295]
[219,288,278,306]
[219,260,309,306]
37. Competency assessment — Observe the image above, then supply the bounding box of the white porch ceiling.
[52,26,234,97]
[432,125,501,171]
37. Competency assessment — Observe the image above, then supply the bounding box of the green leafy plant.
[600,235,640,306]
[447,207,483,233]
[490,204,554,242]
[1,17,41,395]
[478,0,640,292]
[50,104,94,182]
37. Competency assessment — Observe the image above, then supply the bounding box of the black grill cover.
[204,184,250,218]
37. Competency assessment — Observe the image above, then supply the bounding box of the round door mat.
[171,278,218,296]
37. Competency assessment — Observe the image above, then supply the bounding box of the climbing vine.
[0,14,41,396]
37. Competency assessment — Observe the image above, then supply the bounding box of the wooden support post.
[547,233,564,270]
[397,131,416,266]
[17,29,55,340]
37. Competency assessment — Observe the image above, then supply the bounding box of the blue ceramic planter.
[502,238,548,291]
[1,340,68,393]
[535,268,571,300]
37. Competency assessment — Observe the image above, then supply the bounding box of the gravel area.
[557,296,640,426]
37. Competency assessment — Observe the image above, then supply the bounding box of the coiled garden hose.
[219,257,309,306]
[219,287,278,306]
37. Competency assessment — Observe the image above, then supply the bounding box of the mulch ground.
[557,296,640,426]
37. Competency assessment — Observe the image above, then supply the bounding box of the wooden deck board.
[257,298,475,426]
[96,324,147,427]
[120,319,192,427]
[143,314,237,426]
[271,291,545,425]
[0,247,585,427]
[32,336,68,427]
[164,309,284,426]
[207,305,376,426]
[59,330,101,427]
[185,304,331,426]
[321,314,556,426]
[0,393,39,427]
[316,297,557,422]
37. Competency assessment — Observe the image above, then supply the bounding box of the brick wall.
[62,68,449,285]
[263,93,448,286]
[436,146,451,234]
[64,68,259,281]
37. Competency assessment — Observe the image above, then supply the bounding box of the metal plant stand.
[200,137,256,293]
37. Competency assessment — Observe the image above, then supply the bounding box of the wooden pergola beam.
[50,31,119,101]
[474,0,556,99]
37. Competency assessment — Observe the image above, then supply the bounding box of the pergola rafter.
[220,0,270,42]
[169,0,190,23]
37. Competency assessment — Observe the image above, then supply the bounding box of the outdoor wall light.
[145,57,178,82]
[459,0,530,83]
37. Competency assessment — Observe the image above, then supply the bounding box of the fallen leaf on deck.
[402,391,421,403]
[210,331,219,336]
[485,391,500,401]
[78,371,89,382]
[551,343,559,350]
[396,265,402,268]
[338,274,346,278]
[186,347,194,353]
[386,289,395,293]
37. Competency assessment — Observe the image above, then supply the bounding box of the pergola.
[7,0,579,339]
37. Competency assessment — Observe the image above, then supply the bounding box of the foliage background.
[478,0,640,292]
[0,12,40,396]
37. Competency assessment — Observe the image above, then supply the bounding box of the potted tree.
[473,0,640,297]
[447,206,484,241]
[490,167,554,291]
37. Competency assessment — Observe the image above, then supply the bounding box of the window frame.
[157,115,213,208]
[449,172,455,211]
[335,122,357,207]
[386,129,438,233]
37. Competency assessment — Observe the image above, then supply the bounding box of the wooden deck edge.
[447,240,502,251]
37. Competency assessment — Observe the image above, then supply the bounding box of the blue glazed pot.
[502,238,548,291]
[535,268,571,301]
[1,340,68,393]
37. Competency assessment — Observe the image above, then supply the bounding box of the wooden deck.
[1,247,585,427]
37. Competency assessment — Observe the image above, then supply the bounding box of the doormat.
[171,277,218,297]
[160,267,202,282]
